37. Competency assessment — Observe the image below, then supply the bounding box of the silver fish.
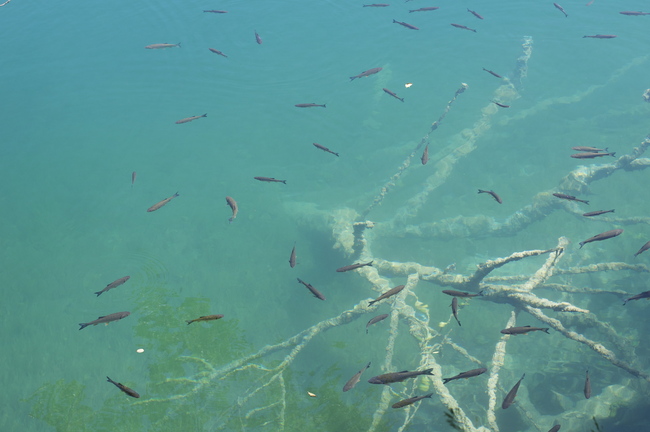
[79,311,130,330]
[502,373,525,409]
[342,362,371,392]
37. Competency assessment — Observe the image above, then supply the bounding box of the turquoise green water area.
[1,0,650,430]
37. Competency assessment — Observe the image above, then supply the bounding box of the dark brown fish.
[482,68,502,78]
[548,425,561,432]
[289,244,297,268]
[383,88,404,102]
[209,48,228,57]
[186,314,224,325]
[79,311,130,330]
[254,30,263,44]
[392,19,419,30]
[451,23,477,32]
[553,3,568,17]
[502,373,525,408]
[313,143,339,157]
[203,10,227,13]
[451,297,461,326]
[467,8,483,19]
[145,42,181,49]
[94,276,130,297]
[492,100,509,108]
[350,67,382,81]
[175,113,207,124]
[392,393,433,408]
[366,313,389,333]
[295,103,326,108]
[500,325,549,335]
[583,209,614,217]
[634,240,650,257]
[254,176,286,184]
[571,146,608,152]
[147,192,179,212]
[343,362,371,392]
[570,151,615,159]
[553,193,589,205]
[131,171,136,186]
[226,196,238,222]
[623,290,650,305]
[620,11,650,16]
[579,228,623,249]
[442,290,482,298]
[421,144,429,165]
[584,370,591,399]
[363,3,390,7]
[297,278,326,300]
[368,285,405,306]
[443,368,487,384]
[409,7,439,13]
[337,261,373,272]
[583,34,617,39]
[107,376,140,398]
[478,189,502,204]
[368,368,433,384]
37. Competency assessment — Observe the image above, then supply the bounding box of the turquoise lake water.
[2,0,650,431]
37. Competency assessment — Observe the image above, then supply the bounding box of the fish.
[363,3,390,7]
[254,30,263,44]
[79,311,130,330]
[582,209,614,217]
[548,425,561,432]
[392,393,433,408]
[421,144,429,165]
[131,171,136,186]
[337,261,373,272]
[297,278,326,300]
[392,19,419,30]
[451,297,461,326]
[443,368,487,384]
[583,34,617,39]
[451,23,477,33]
[383,88,404,102]
[186,314,224,325]
[571,146,608,152]
[467,8,483,19]
[492,100,509,108]
[94,276,130,297]
[254,176,286,184]
[350,67,382,81]
[623,290,650,305]
[295,103,326,108]
[147,192,179,212]
[208,48,228,57]
[368,285,405,306]
[570,152,616,159]
[368,368,433,384]
[500,325,549,335]
[620,11,650,16]
[482,68,502,78]
[502,373,525,408]
[579,228,623,249]
[106,376,140,398]
[442,290,482,298]
[584,370,591,399]
[634,240,650,257]
[343,361,371,392]
[553,3,568,17]
[145,43,181,49]
[289,244,297,268]
[552,193,589,205]
[366,313,389,333]
[203,10,227,13]
[313,143,339,157]
[226,196,238,222]
[175,113,207,124]
[409,7,439,13]
[478,189,502,204]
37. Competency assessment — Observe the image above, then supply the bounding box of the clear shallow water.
[2,0,650,431]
